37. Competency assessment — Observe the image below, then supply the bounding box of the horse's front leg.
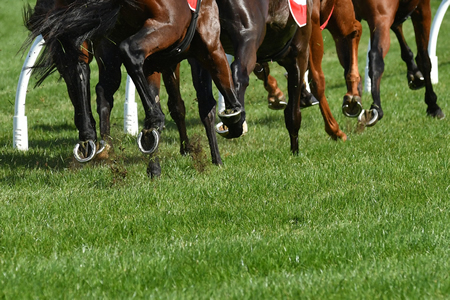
[326,0,363,117]
[391,23,425,90]
[411,1,445,119]
[188,58,222,165]
[118,20,186,176]
[94,39,123,159]
[191,4,244,138]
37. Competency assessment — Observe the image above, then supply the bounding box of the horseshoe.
[73,140,96,163]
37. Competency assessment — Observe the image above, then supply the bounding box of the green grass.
[1,0,450,298]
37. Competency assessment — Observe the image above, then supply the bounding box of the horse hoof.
[96,140,107,155]
[73,140,97,163]
[215,121,247,138]
[137,129,160,154]
[407,70,425,90]
[218,108,242,125]
[215,122,229,138]
[300,93,319,109]
[268,94,287,110]
[427,108,445,120]
[357,109,379,127]
[342,95,363,118]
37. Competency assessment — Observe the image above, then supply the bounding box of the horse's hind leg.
[411,1,444,119]
[188,58,222,165]
[391,23,425,90]
[253,63,287,110]
[58,41,98,162]
[162,64,192,156]
[326,0,363,117]
[94,40,123,159]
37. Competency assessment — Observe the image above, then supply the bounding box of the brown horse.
[244,0,360,139]
[353,0,445,126]
[24,0,244,177]
[208,0,347,154]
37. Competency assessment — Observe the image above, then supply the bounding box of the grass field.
[1,0,450,298]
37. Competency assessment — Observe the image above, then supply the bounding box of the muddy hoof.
[357,109,379,127]
[407,70,425,90]
[342,95,363,118]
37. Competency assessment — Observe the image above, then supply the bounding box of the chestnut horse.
[24,0,244,177]
[353,0,445,126]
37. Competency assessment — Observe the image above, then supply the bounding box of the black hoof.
[342,95,363,118]
[147,156,161,179]
[427,107,445,120]
[268,94,287,110]
[73,140,96,163]
[300,93,319,109]
[218,108,242,125]
[137,129,160,154]
[407,70,425,90]
[357,109,379,127]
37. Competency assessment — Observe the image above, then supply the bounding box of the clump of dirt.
[189,134,208,173]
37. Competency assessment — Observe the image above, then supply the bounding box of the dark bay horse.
[210,0,348,154]
[352,0,445,126]
[239,0,360,140]
[24,0,244,177]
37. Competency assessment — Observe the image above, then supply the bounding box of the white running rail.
[13,35,139,151]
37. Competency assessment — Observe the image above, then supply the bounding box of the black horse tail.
[22,0,138,86]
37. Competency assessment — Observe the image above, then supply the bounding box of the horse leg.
[359,21,391,126]
[308,1,347,141]
[118,20,184,156]
[94,40,123,159]
[391,23,425,90]
[57,41,98,162]
[253,62,287,110]
[326,0,363,117]
[191,4,244,138]
[161,64,192,156]
[411,1,445,119]
[141,71,163,178]
[188,58,222,165]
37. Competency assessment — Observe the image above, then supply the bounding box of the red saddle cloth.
[288,0,307,27]
[187,0,198,11]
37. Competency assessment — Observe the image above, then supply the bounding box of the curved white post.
[14,34,45,151]
[14,35,139,150]
[124,76,139,135]
[428,0,450,84]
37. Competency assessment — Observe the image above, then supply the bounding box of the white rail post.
[428,0,450,84]
[14,35,139,150]
[124,75,139,135]
[14,34,45,151]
